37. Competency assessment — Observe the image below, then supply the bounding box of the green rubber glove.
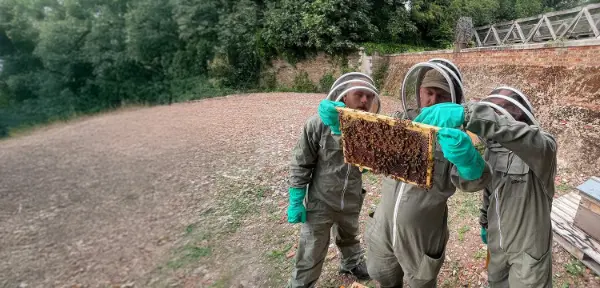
[414,102,465,128]
[287,187,307,223]
[437,128,486,181]
[318,99,346,135]
[481,227,488,244]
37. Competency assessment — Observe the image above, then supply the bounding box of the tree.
[262,0,312,59]
[515,0,544,18]
[172,0,222,75]
[409,0,456,46]
[371,0,417,43]
[451,0,501,26]
[211,0,263,89]
[302,0,377,53]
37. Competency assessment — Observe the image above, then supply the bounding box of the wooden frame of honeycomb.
[337,107,438,189]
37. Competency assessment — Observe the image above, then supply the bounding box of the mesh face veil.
[400,59,465,119]
[330,72,374,90]
[327,75,381,114]
[482,87,539,126]
[478,87,540,147]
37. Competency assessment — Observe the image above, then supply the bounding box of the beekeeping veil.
[481,86,539,126]
[401,58,465,120]
[326,72,381,114]
[477,86,539,148]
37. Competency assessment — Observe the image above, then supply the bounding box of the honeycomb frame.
[337,107,437,189]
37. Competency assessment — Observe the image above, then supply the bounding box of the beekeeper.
[366,59,492,288]
[419,87,556,288]
[287,72,380,287]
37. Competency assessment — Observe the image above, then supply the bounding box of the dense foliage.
[0,0,597,135]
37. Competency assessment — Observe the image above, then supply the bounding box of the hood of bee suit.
[401,59,464,119]
[478,87,540,148]
[326,74,381,114]
[482,87,539,126]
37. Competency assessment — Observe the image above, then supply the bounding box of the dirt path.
[1,93,598,288]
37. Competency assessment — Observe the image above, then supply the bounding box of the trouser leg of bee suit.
[488,249,552,288]
[365,178,451,288]
[487,250,510,288]
[332,210,363,271]
[365,226,442,288]
[366,235,404,288]
[289,199,363,288]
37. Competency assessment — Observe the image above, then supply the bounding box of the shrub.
[292,71,317,93]
[372,58,389,90]
[319,72,335,93]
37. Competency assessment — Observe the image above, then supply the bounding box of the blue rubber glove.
[437,128,486,181]
[481,227,488,244]
[414,102,465,128]
[287,187,307,223]
[318,99,346,135]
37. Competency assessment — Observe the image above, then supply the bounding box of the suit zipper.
[392,182,407,247]
[340,163,351,210]
[494,186,504,250]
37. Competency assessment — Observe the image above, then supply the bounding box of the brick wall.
[385,45,600,68]
[380,41,600,186]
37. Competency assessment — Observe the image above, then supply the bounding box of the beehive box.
[337,107,437,189]
[574,177,600,241]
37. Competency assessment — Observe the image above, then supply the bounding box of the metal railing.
[472,4,600,47]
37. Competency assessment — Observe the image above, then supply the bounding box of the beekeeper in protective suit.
[366,59,492,288]
[287,72,381,287]
[456,88,555,288]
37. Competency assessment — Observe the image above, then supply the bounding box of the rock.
[286,250,296,258]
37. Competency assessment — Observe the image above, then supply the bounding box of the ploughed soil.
[1,93,598,288]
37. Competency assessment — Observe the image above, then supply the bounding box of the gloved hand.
[414,102,465,128]
[287,187,307,223]
[318,99,346,135]
[481,227,488,244]
[437,128,486,181]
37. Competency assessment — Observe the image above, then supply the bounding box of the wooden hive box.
[574,177,600,241]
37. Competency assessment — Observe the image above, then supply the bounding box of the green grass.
[265,241,296,286]
[565,258,585,276]
[441,260,463,287]
[208,274,234,288]
[458,225,470,242]
[167,245,212,269]
[473,247,486,260]
[457,194,480,219]
[267,243,294,261]
[185,224,195,235]
[557,183,572,192]
[365,172,380,185]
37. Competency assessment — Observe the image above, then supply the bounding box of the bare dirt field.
[1,93,599,288]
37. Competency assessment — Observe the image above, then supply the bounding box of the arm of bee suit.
[450,163,491,192]
[290,116,320,189]
[463,102,557,189]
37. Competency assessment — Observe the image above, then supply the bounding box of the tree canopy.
[0,0,597,135]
